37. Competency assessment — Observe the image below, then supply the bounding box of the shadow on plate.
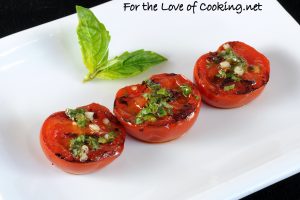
[0,102,57,176]
[259,47,300,105]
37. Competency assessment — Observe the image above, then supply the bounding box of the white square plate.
[1,0,300,199]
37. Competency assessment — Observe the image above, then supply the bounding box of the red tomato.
[194,41,270,108]
[114,73,201,143]
[40,103,126,174]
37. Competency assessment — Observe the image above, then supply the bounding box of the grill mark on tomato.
[207,52,223,63]
[123,118,130,122]
[236,80,256,94]
[173,104,195,121]
[113,99,117,108]
[262,74,270,85]
[210,76,220,84]
[169,90,181,101]
[197,71,203,80]
[150,79,160,85]
[55,153,62,158]
[118,96,128,105]
[166,73,177,76]
[241,79,256,85]
[93,113,98,119]
[65,133,77,138]
[221,78,235,88]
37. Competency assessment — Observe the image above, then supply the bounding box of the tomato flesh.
[40,103,126,174]
[114,73,201,143]
[194,41,270,108]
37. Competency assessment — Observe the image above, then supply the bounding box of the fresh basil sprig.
[76,6,167,82]
[76,6,110,76]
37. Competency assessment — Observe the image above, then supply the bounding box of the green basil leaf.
[76,6,110,76]
[94,49,167,80]
[75,6,168,82]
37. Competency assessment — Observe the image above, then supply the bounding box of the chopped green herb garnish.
[65,108,91,128]
[157,88,169,96]
[98,137,107,144]
[180,85,192,97]
[142,93,150,99]
[143,114,157,122]
[86,136,99,150]
[69,135,88,159]
[219,48,247,67]
[216,70,227,79]
[145,79,161,91]
[98,131,118,143]
[224,84,235,91]
[106,131,118,142]
[135,117,144,125]
[157,107,167,117]
[210,45,247,82]
[135,80,173,124]
[228,73,241,82]
[69,132,118,160]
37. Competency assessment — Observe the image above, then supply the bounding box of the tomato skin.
[40,103,126,174]
[40,134,117,174]
[194,41,270,108]
[114,109,200,143]
[114,73,201,143]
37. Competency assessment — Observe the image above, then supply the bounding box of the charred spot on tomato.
[93,113,98,119]
[207,52,223,64]
[248,65,261,73]
[169,90,181,101]
[241,79,256,86]
[209,76,220,85]
[55,153,62,158]
[220,78,235,88]
[237,88,253,95]
[65,133,78,138]
[235,80,257,95]
[118,96,128,105]
[115,119,123,126]
[262,74,270,85]
[173,104,195,121]
[123,118,131,123]
[166,73,177,76]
